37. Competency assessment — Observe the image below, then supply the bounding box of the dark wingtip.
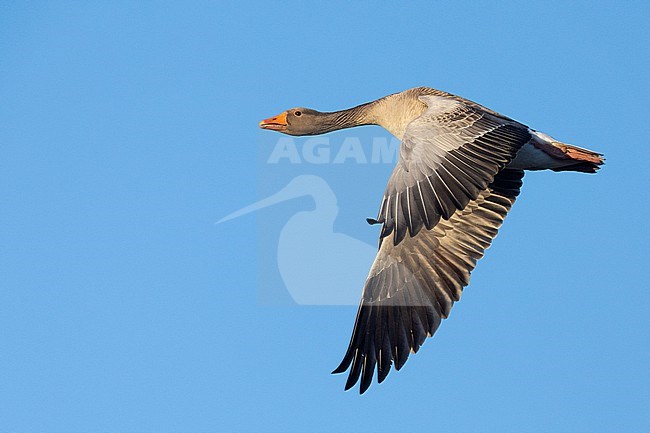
[332,344,356,375]
[344,355,363,391]
[359,369,374,394]
[377,366,390,383]
[331,361,349,375]
[344,371,361,391]
[359,346,376,394]
[344,379,356,391]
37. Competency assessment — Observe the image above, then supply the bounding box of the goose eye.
[294,111,302,117]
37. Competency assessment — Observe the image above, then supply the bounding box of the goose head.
[259,108,337,136]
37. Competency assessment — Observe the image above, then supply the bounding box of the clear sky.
[1,1,648,432]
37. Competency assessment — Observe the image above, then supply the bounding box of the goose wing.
[333,169,525,393]
[375,95,530,245]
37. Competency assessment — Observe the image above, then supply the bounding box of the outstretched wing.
[333,169,525,393]
[374,95,530,245]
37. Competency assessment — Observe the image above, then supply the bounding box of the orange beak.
[259,111,288,131]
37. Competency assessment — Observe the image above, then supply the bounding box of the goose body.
[259,86,604,393]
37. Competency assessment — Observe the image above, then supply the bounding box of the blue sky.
[1,1,648,432]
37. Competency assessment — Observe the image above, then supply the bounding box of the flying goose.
[259,86,604,394]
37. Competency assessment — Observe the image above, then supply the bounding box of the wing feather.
[376,98,530,246]
[333,169,525,393]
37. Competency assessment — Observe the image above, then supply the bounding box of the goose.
[259,86,605,394]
